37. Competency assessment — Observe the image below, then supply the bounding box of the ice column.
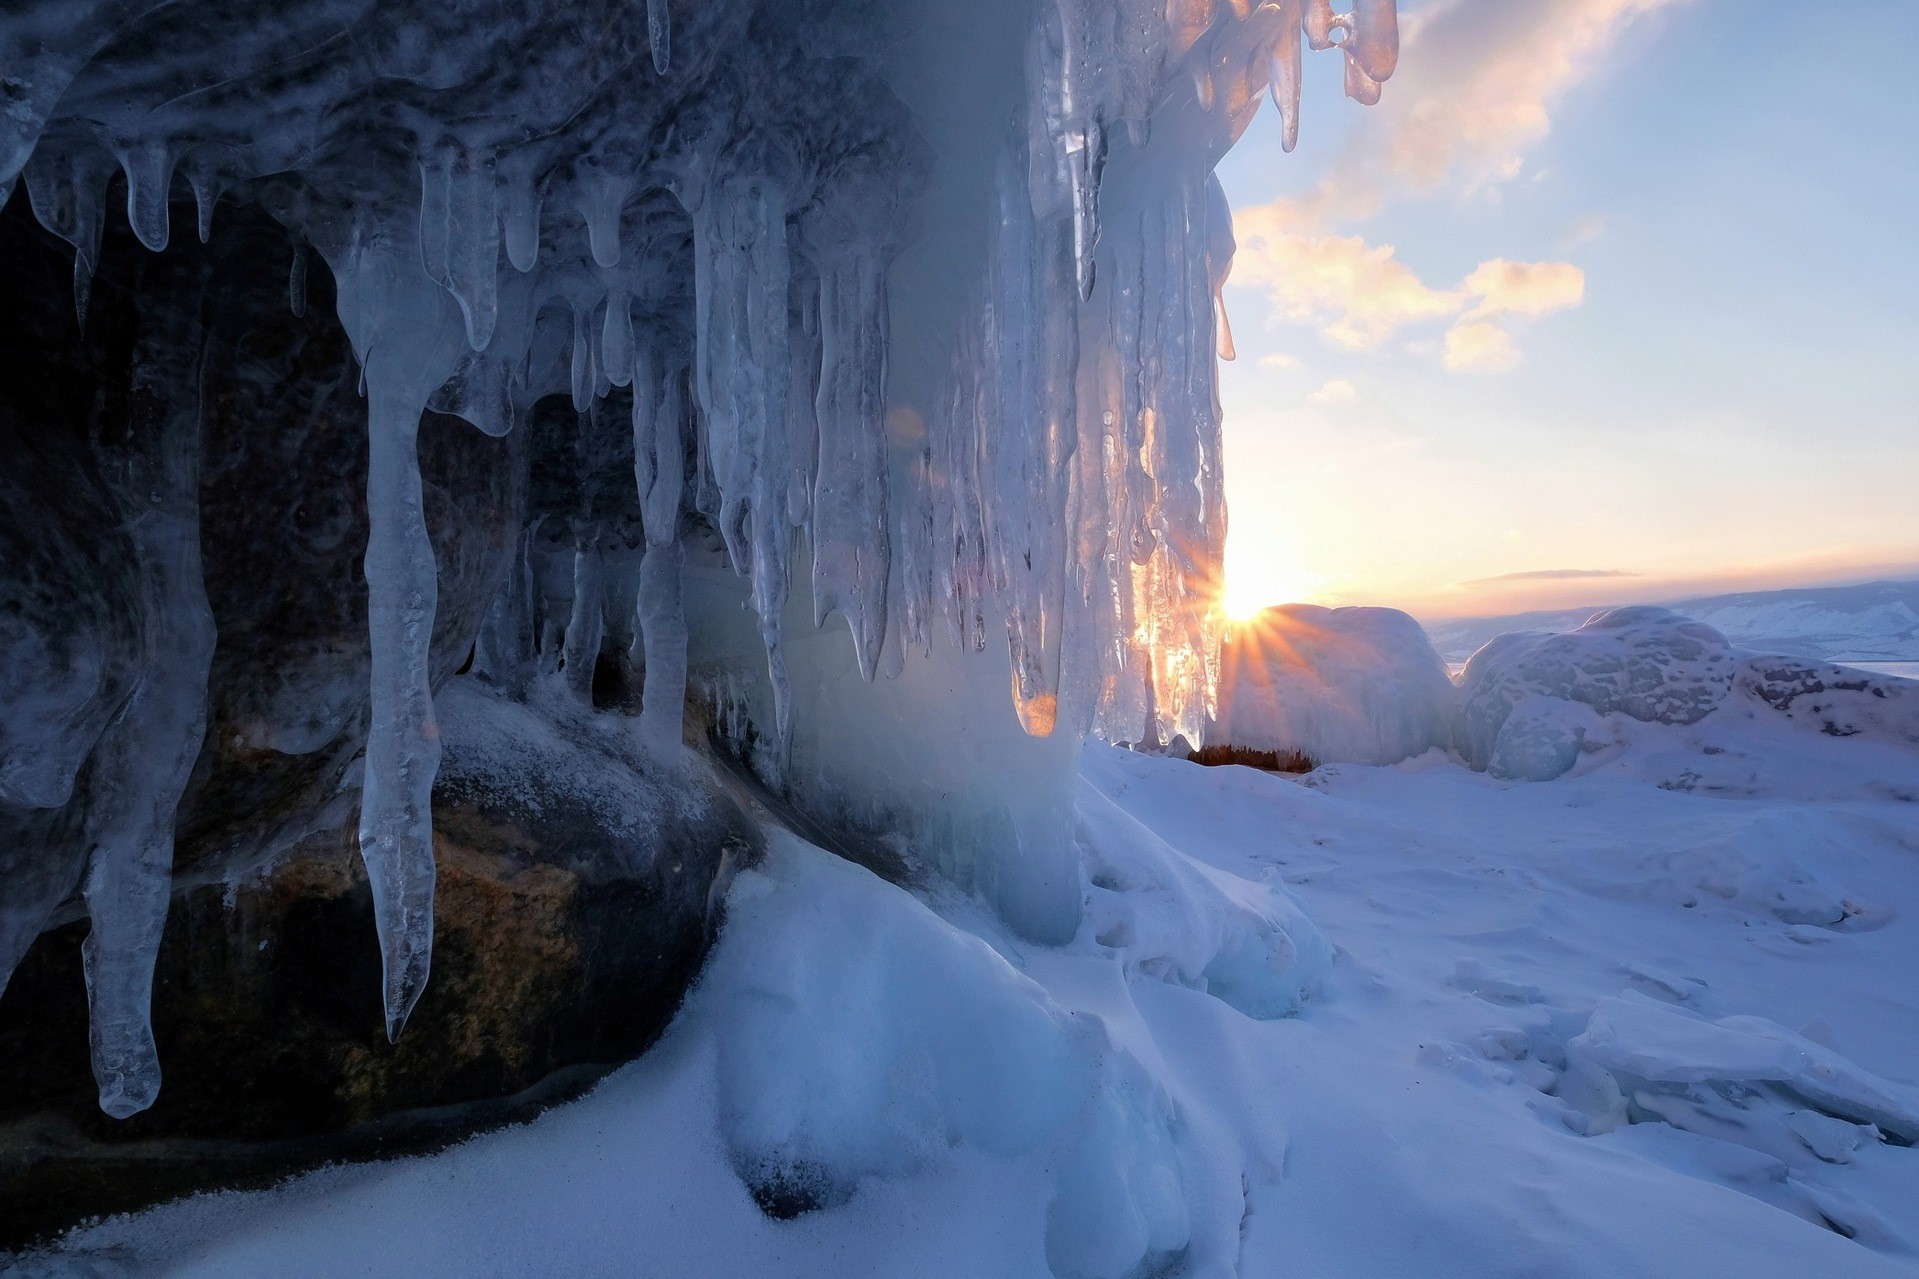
[806,159,897,680]
[78,263,218,1118]
[329,225,467,1042]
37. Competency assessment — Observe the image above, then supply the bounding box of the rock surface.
[1455,606,1738,779]
[0,680,758,1247]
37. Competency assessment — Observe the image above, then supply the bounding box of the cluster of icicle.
[0,0,1393,1117]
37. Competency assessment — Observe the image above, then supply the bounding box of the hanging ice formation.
[0,0,1394,1113]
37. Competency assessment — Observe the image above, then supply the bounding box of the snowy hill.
[1423,579,1919,665]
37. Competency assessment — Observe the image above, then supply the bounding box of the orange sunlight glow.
[1223,548,1322,620]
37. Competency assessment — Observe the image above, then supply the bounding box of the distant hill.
[1421,578,1919,665]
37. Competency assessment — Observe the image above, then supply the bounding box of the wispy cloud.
[1463,568,1640,585]
[1287,0,1698,223]
[1231,209,1585,368]
[1308,378,1358,405]
[1444,321,1518,372]
[1230,0,1684,370]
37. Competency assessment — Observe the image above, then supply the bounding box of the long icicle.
[80,254,217,1118]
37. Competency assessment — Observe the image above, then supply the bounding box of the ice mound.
[1456,606,1738,780]
[1205,604,1458,768]
[1481,989,1919,1247]
[707,832,1190,1279]
[1567,995,1919,1144]
[1076,778,1331,1019]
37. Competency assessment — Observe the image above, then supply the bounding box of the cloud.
[1226,0,1673,372]
[1444,321,1518,372]
[1232,207,1584,369]
[1462,259,1585,319]
[1463,568,1639,585]
[1260,351,1301,370]
[1285,0,1698,224]
[1308,378,1358,405]
[1231,212,1458,347]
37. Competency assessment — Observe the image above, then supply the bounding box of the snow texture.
[1426,577,1919,666]
[27,689,1919,1278]
[0,0,1399,1104]
[1206,604,1457,766]
[1456,605,1739,779]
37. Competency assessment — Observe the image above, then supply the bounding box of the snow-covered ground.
[23,691,1919,1278]
[1425,579,1919,666]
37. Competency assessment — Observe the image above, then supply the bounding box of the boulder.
[0,679,758,1246]
[1203,605,1457,768]
[1456,607,1737,778]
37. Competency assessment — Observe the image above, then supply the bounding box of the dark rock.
[0,680,759,1247]
[1736,655,1919,745]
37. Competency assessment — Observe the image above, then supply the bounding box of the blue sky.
[1214,0,1919,620]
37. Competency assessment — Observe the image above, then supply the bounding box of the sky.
[1214,0,1919,622]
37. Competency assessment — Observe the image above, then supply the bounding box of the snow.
[1425,578,1919,666]
[1205,604,1458,766]
[27,672,1919,1277]
[1456,606,1740,780]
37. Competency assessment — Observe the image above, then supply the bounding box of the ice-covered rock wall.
[0,0,1395,1116]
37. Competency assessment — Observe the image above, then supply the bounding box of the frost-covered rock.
[0,679,755,1243]
[1456,606,1739,779]
[1205,605,1458,768]
[1736,654,1919,746]
[1485,694,1609,782]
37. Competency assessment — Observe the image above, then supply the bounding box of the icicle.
[1351,0,1399,82]
[502,165,542,273]
[577,172,628,269]
[644,363,686,546]
[329,229,467,1043]
[118,137,175,253]
[289,241,308,318]
[570,302,593,413]
[636,541,687,756]
[184,155,224,244]
[631,343,660,513]
[1302,0,1340,51]
[1270,0,1303,152]
[1343,50,1383,106]
[690,171,790,573]
[428,350,515,437]
[445,150,500,351]
[80,262,218,1119]
[475,527,535,698]
[647,0,673,75]
[785,278,821,530]
[602,290,633,388]
[562,521,605,703]
[26,145,112,326]
[811,244,891,679]
[360,383,442,1041]
[418,151,452,287]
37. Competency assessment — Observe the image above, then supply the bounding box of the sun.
[1222,559,1320,621]
[1220,564,1312,614]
